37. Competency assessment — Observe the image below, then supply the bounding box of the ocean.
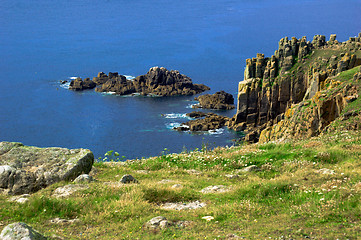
[0,0,360,159]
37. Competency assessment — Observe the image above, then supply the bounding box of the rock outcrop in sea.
[228,32,361,142]
[0,142,94,195]
[69,67,210,96]
[193,91,235,110]
[174,113,229,132]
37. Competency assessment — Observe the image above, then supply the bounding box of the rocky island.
[69,67,210,97]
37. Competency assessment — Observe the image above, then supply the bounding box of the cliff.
[229,32,361,142]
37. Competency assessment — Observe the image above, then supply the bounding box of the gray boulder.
[73,174,94,183]
[0,222,47,240]
[120,174,138,184]
[0,142,94,195]
[143,216,171,230]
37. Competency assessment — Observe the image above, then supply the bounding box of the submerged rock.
[0,142,94,195]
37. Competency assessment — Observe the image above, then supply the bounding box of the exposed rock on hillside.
[193,91,235,110]
[69,67,210,96]
[0,222,47,240]
[0,142,94,195]
[228,32,361,142]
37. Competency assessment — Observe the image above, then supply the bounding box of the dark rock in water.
[0,142,94,195]
[0,222,47,240]
[60,80,67,84]
[186,111,208,118]
[93,67,210,96]
[193,91,235,110]
[69,77,96,90]
[175,113,230,131]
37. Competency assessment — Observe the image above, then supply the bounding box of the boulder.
[73,174,94,183]
[119,174,138,184]
[0,142,94,195]
[0,222,47,240]
[52,184,89,198]
[143,216,170,230]
[193,91,235,110]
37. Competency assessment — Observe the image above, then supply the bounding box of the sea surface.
[1,0,360,159]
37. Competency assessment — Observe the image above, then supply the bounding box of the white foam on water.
[68,76,78,80]
[101,91,116,95]
[207,128,224,135]
[163,113,190,119]
[166,122,189,130]
[59,82,70,89]
[186,103,197,109]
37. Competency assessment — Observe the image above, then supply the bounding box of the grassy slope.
[1,128,361,239]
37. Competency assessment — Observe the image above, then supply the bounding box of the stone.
[185,169,203,175]
[0,222,47,240]
[143,216,170,230]
[161,201,206,210]
[236,165,260,173]
[171,184,183,189]
[201,216,214,221]
[50,218,80,224]
[200,185,230,194]
[193,91,235,110]
[186,111,207,118]
[119,174,138,184]
[0,142,94,195]
[52,184,89,198]
[69,77,96,91]
[225,174,240,179]
[8,194,31,204]
[73,174,94,183]
[317,168,335,175]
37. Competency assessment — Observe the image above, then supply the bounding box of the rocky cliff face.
[229,33,361,142]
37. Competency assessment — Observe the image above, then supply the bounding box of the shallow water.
[0,0,360,159]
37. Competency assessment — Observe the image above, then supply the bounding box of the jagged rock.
[174,113,229,132]
[193,91,235,110]
[69,77,96,90]
[94,67,210,96]
[52,184,89,198]
[73,174,94,183]
[119,174,138,184]
[0,222,47,240]
[0,142,94,195]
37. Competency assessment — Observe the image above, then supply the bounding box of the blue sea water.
[0,0,360,159]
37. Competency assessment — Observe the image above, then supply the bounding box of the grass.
[1,130,361,239]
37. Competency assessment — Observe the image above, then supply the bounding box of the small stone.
[9,194,31,204]
[144,216,171,230]
[225,174,240,179]
[317,168,335,175]
[0,222,47,240]
[120,174,138,184]
[171,184,183,189]
[158,179,174,184]
[50,218,80,224]
[201,185,230,194]
[73,174,94,183]
[185,169,203,175]
[161,201,206,210]
[201,216,214,221]
[236,165,260,173]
